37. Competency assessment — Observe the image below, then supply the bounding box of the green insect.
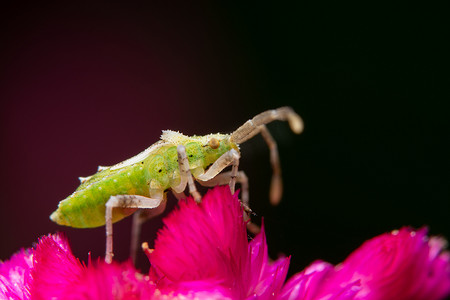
[50,107,303,263]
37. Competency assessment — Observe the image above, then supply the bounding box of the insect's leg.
[196,148,240,196]
[196,149,240,183]
[130,189,186,264]
[130,198,167,264]
[105,194,164,264]
[198,170,260,234]
[198,170,249,209]
[229,106,303,144]
[230,107,303,206]
[172,189,187,200]
[171,145,188,194]
[174,145,201,202]
[259,125,283,205]
[229,150,240,195]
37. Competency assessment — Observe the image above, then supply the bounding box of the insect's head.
[206,134,238,151]
[202,133,238,152]
[199,133,239,166]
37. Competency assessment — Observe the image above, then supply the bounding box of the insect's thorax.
[143,133,238,191]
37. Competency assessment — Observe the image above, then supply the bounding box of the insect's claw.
[141,242,154,259]
[241,201,255,216]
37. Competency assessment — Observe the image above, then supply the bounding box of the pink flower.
[147,186,291,299]
[1,186,450,300]
[0,233,154,300]
[279,227,450,300]
[328,227,450,300]
[278,261,360,300]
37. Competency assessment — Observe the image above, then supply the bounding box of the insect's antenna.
[230,106,303,144]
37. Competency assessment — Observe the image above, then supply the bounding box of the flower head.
[1,233,154,300]
[148,186,290,299]
[279,227,450,300]
[330,227,450,300]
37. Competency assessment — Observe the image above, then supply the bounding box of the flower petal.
[30,233,85,299]
[155,280,234,299]
[63,261,154,300]
[0,248,33,300]
[247,223,290,299]
[148,186,290,299]
[279,261,360,300]
[29,233,154,299]
[329,227,450,300]
[150,186,248,288]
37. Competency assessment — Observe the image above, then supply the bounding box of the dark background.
[1,2,449,278]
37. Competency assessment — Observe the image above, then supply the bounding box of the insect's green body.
[50,131,237,228]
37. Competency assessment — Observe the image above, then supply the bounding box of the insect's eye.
[209,138,220,149]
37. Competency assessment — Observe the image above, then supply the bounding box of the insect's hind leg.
[105,194,164,264]
[130,200,167,264]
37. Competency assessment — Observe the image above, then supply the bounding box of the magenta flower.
[1,186,450,300]
[1,233,154,300]
[279,227,450,300]
[147,186,290,299]
[327,227,450,300]
[31,234,154,299]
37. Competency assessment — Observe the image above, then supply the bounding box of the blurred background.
[1,2,449,276]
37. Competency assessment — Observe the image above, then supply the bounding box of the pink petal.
[150,187,248,286]
[155,280,234,299]
[328,227,450,300]
[0,248,33,300]
[30,233,154,299]
[246,223,291,299]
[278,261,360,300]
[62,261,155,300]
[148,186,290,299]
[30,233,85,299]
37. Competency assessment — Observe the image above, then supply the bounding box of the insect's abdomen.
[50,165,149,228]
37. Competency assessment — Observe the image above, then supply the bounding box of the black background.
[1,2,449,281]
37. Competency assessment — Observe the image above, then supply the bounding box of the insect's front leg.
[105,194,165,264]
[196,149,241,194]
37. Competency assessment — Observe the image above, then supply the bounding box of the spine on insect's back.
[50,166,149,228]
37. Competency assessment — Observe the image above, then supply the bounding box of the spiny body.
[50,130,237,228]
